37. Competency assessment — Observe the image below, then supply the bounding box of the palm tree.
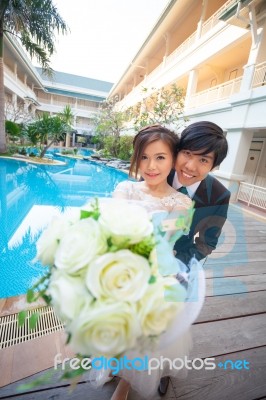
[60,105,75,147]
[0,0,68,153]
[26,112,68,158]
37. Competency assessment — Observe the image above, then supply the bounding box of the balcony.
[4,65,38,102]
[186,77,242,108]
[252,61,266,88]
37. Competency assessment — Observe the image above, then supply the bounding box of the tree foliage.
[0,0,68,153]
[100,135,133,160]
[26,112,68,158]
[5,119,20,141]
[59,104,74,129]
[5,99,34,124]
[94,97,130,138]
[128,84,187,131]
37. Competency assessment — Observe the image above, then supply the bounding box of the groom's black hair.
[179,121,228,169]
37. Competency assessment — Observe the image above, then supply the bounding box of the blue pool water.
[0,153,128,298]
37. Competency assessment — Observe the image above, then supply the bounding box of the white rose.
[138,277,186,336]
[86,249,151,302]
[49,270,92,323]
[36,217,70,266]
[54,218,107,274]
[99,201,153,245]
[69,301,141,357]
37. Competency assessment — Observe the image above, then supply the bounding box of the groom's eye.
[200,157,209,164]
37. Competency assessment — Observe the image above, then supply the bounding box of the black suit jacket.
[167,170,231,266]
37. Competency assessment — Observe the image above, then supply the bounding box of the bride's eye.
[157,155,165,160]
[141,155,148,160]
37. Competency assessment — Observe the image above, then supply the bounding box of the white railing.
[164,32,197,68]
[252,61,266,88]
[187,76,242,108]
[237,182,266,210]
[165,0,232,69]
[201,0,232,36]
[4,65,37,100]
[116,1,245,110]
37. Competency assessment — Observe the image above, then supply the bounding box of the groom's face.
[175,149,214,186]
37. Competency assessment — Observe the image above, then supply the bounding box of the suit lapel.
[193,175,213,206]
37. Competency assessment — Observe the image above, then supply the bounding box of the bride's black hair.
[130,124,179,179]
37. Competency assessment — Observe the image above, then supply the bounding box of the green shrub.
[19,147,27,156]
[61,149,75,155]
[118,136,134,161]
[7,144,19,155]
[102,135,134,160]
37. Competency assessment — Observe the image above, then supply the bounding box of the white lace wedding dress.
[113,180,193,213]
[88,182,205,398]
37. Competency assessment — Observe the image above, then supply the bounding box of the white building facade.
[3,33,113,146]
[109,0,266,210]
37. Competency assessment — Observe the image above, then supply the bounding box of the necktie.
[178,186,188,196]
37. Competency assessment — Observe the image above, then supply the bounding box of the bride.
[99,125,205,399]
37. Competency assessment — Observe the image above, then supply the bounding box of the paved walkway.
[0,203,266,399]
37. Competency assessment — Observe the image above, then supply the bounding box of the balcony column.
[240,8,266,91]
[65,132,71,148]
[31,104,36,117]
[12,93,17,108]
[214,128,253,199]
[24,99,30,112]
[240,29,263,91]
[196,0,208,39]
[163,32,170,67]
[72,131,76,147]
[185,69,198,107]
[14,63,17,80]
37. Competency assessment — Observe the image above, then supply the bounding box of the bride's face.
[139,139,174,185]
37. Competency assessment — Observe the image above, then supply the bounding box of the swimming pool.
[0,153,128,298]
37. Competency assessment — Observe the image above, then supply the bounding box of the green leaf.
[61,365,89,380]
[18,311,27,327]
[17,370,55,392]
[80,208,100,221]
[26,288,36,303]
[41,293,52,305]
[66,332,72,345]
[148,275,156,284]
[80,210,93,219]
[29,312,39,330]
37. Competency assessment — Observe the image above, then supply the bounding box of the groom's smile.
[175,149,214,186]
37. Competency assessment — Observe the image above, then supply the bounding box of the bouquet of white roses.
[27,199,194,361]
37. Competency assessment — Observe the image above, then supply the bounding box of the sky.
[49,0,170,83]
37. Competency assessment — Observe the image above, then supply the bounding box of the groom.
[170,120,230,266]
[158,121,231,396]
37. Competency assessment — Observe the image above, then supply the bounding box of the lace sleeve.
[112,181,132,199]
[170,192,193,210]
